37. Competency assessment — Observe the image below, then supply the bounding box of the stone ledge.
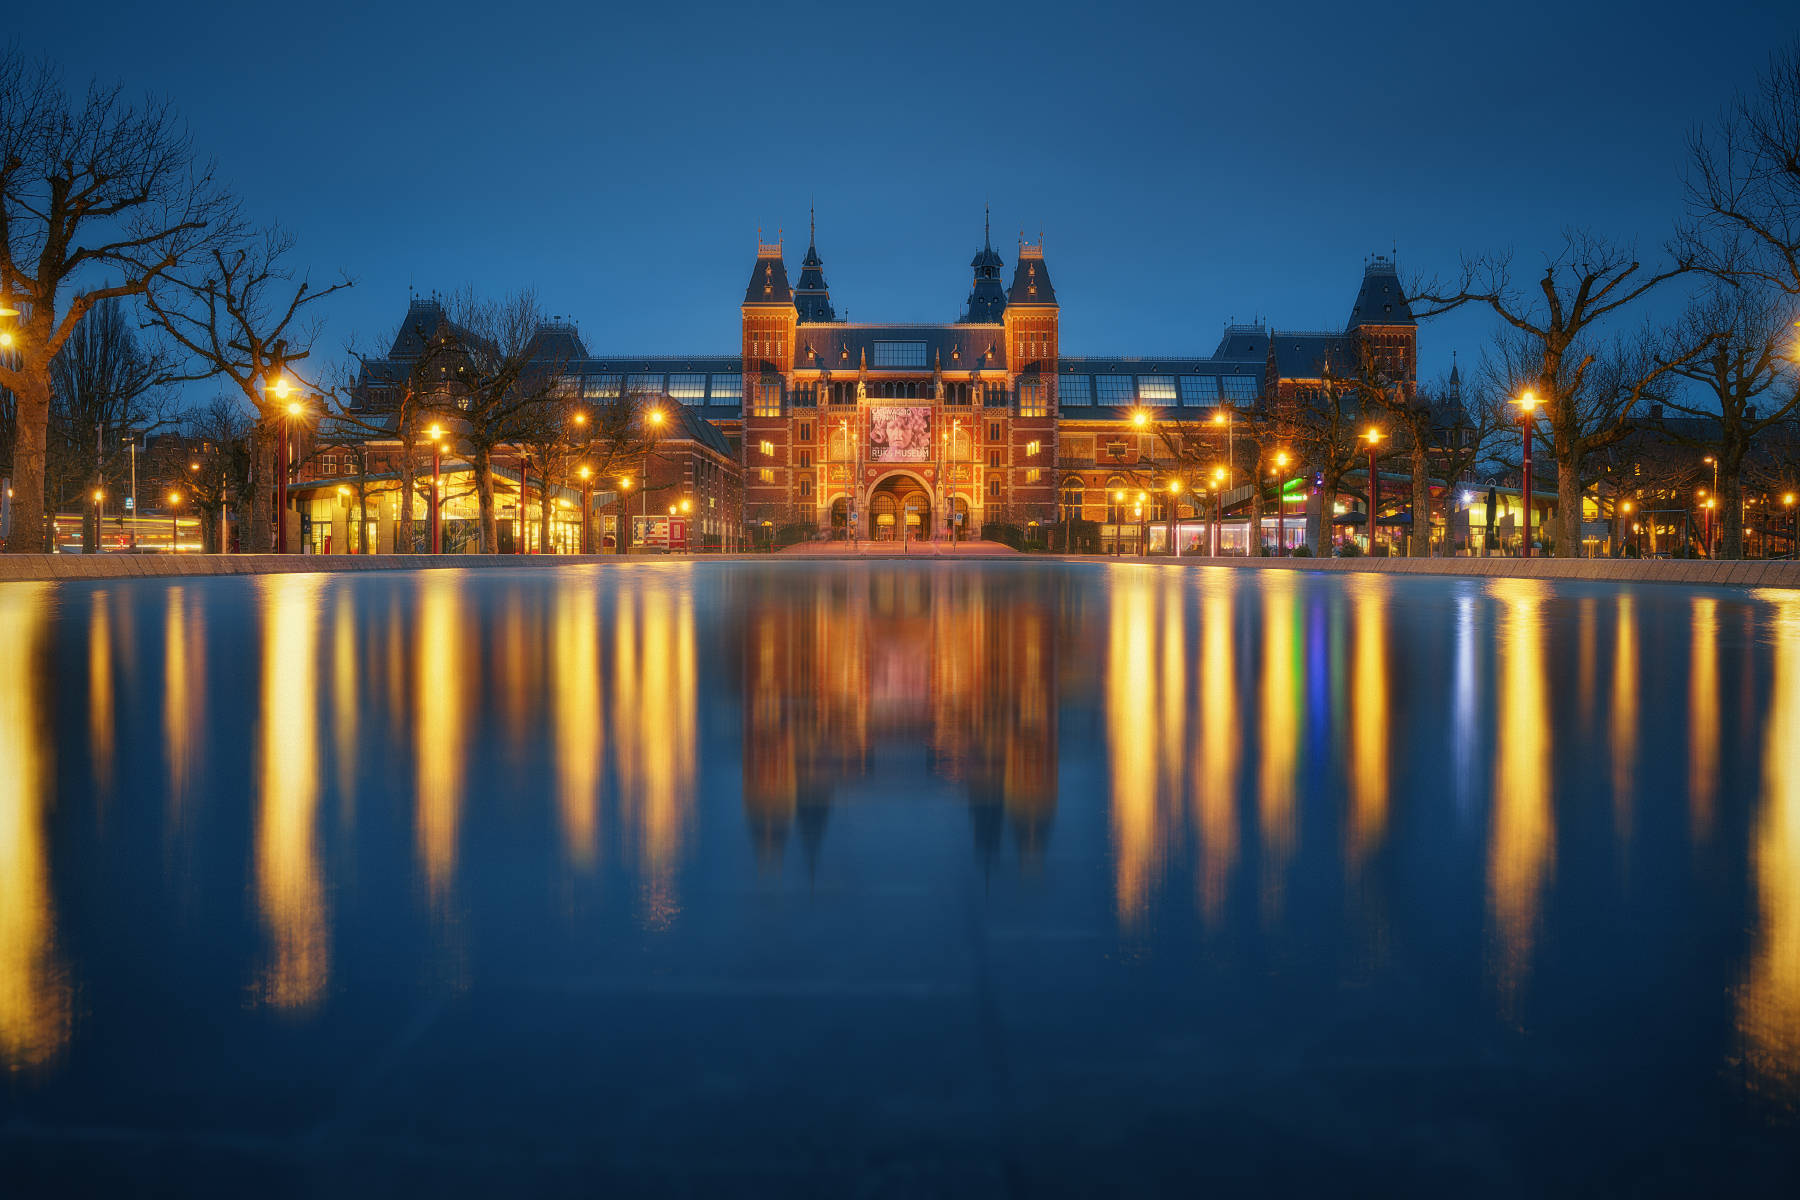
[1,551,1796,590]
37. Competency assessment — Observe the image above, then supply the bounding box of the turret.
[793,208,837,324]
[961,207,1007,323]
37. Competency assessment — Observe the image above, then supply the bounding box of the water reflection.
[1740,594,1800,1099]
[1196,588,1238,925]
[416,572,467,905]
[0,584,70,1069]
[615,581,696,927]
[165,587,202,813]
[554,575,603,870]
[1347,581,1390,870]
[1689,596,1720,841]
[89,590,114,792]
[1488,579,1554,1012]
[1611,595,1638,841]
[254,575,328,1010]
[1258,575,1299,922]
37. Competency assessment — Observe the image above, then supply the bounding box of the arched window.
[1060,477,1085,523]
[1105,475,1128,525]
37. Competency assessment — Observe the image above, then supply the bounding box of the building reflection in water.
[1347,580,1390,871]
[615,576,697,929]
[554,575,603,870]
[1196,587,1239,925]
[255,574,328,1011]
[743,567,1056,886]
[0,585,70,1069]
[1109,571,1160,926]
[416,572,467,906]
[332,586,359,818]
[1689,596,1720,842]
[1739,593,1800,1101]
[1258,575,1300,923]
[1488,579,1554,1015]
[1611,595,1638,841]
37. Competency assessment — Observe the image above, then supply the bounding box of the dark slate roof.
[1347,258,1415,327]
[670,404,734,458]
[744,250,792,305]
[1007,248,1056,306]
[963,215,1008,323]
[530,322,589,361]
[1272,332,1355,380]
[385,297,480,360]
[1211,324,1269,361]
[792,325,1007,372]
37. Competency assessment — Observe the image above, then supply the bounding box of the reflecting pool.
[3,562,1800,1194]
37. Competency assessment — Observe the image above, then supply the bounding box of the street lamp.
[167,490,182,553]
[271,373,300,554]
[1111,488,1126,556]
[1786,493,1798,560]
[1364,428,1384,554]
[619,475,634,554]
[1515,391,1538,558]
[427,423,445,554]
[1214,406,1234,482]
[1273,450,1291,556]
[91,488,104,552]
[1618,498,1634,558]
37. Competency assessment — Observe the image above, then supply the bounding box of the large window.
[708,373,742,402]
[1095,375,1134,405]
[1060,374,1092,405]
[668,374,706,404]
[1179,375,1218,406]
[750,378,782,418]
[1138,375,1176,405]
[873,341,928,368]
[626,373,664,396]
[1017,382,1047,417]
[584,374,621,399]
[1222,375,1259,401]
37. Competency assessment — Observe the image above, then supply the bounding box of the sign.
[868,406,931,462]
[124,497,134,511]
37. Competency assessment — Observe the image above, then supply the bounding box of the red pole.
[277,416,289,554]
[430,445,442,554]
[517,455,529,555]
[1520,414,1533,559]
[1369,443,1379,554]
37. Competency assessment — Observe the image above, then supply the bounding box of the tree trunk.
[358,490,371,554]
[1556,449,1582,558]
[3,370,52,553]
[243,424,273,553]
[538,474,553,554]
[473,444,497,553]
[1409,434,1430,557]
[398,445,417,553]
[1249,475,1266,556]
[1720,451,1746,559]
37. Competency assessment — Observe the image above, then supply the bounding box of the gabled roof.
[530,322,589,361]
[1211,324,1269,361]
[1272,332,1355,380]
[670,403,735,458]
[1007,244,1056,306]
[744,245,792,305]
[1347,257,1415,327]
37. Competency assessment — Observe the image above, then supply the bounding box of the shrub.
[1290,544,1315,558]
[1335,540,1363,558]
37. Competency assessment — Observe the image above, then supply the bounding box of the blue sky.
[17,0,1799,387]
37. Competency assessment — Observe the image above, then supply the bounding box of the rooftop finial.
[809,205,815,248]
[984,203,991,249]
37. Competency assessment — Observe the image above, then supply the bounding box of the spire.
[794,208,836,323]
[1448,350,1461,388]
[743,234,791,305]
[963,208,1007,323]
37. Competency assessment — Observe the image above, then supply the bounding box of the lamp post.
[1786,493,1797,559]
[426,424,444,554]
[1515,391,1538,558]
[92,488,104,552]
[269,372,298,554]
[618,476,633,554]
[1168,478,1183,558]
[1703,455,1720,556]
[168,491,182,552]
[578,465,593,554]
[1618,499,1634,558]
[1135,490,1148,556]
[645,407,666,551]
[1272,450,1290,556]
[1363,428,1384,555]
[1214,406,1234,483]
[1111,489,1125,556]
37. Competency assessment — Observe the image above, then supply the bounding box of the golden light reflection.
[613,578,697,928]
[254,574,328,1010]
[89,590,114,791]
[1739,593,1800,1099]
[1196,587,1238,926]
[1689,596,1720,842]
[332,588,358,816]
[164,587,202,812]
[1610,595,1638,841]
[1488,579,1554,1014]
[1258,576,1299,923]
[0,585,70,1068]
[1108,569,1163,928]
[554,576,603,869]
[416,572,467,905]
[1347,581,1390,869]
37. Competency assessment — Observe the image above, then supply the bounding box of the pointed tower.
[1346,254,1417,396]
[961,207,1007,323]
[794,209,837,324]
[1000,231,1060,525]
[742,232,798,525]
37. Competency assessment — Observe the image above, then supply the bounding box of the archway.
[829,496,849,540]
[869,473,932,543]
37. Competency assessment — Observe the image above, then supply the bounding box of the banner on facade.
[868,406,931,462]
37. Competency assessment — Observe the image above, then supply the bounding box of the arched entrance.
[829,496,849,540]
[868,473,932,542]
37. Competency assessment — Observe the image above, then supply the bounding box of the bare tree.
[1686,39,1800,295]
[47,295,171,549]
[1649,282,1800,557]
[0,50,238,552]
[437,290,567,553]
[1415,232,1713,554]
[180,394,252,552]
[144,228,350,551]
